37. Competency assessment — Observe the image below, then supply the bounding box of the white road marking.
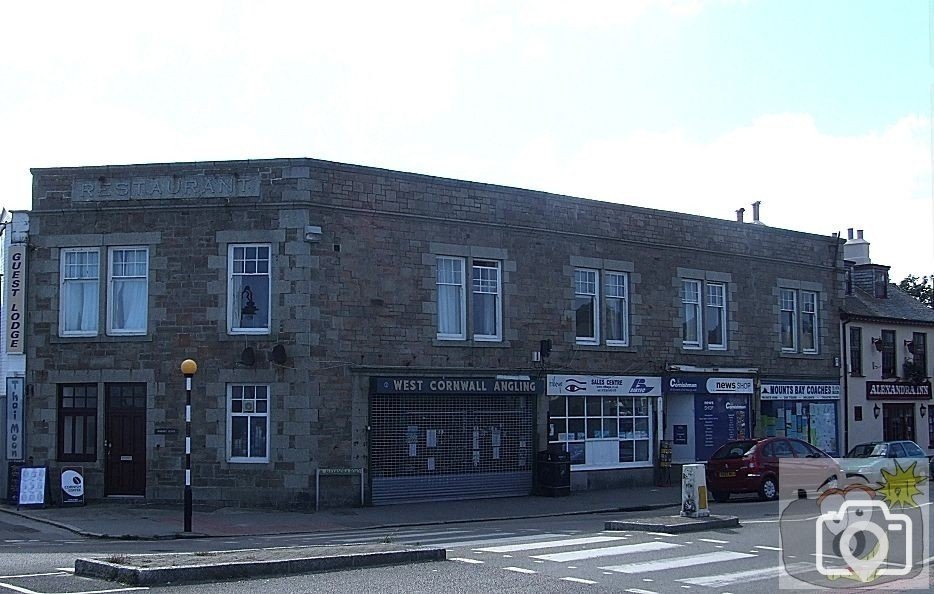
[504,567,537,574]
[62,588,149,594]
[0,583,39,594]
[0,572,66,579]
[601,551,757,573]
[449,557,484,564]
[532,541,681,563]
[437,533,571,548]
[679,563,811,587]
[645,532,675,537]
[697,538,728,544]
[625,589,658,594]
[754,545,782,551]
[562,577,598,584]
[476,536,626,553]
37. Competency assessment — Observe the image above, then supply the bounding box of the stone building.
[13,158,844,507]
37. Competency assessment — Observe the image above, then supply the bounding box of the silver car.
[839,440,931,485]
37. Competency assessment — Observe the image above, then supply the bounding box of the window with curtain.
[228,384,269,462]
[801,291,818,353]
[780,289,797,351]
[61,248,100,336]
[472,260,501,340]
[682,279,702,348]
[881,329,896,378]
[912,332,927,376]
[706,283,727,349]
[108,247,148,335]
[229,244,271,333]
[575,269,598,344]
[436,256,466,339]
[58,383,97,462]
[605,272,629,345]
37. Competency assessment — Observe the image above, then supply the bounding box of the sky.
[1,0,931,279]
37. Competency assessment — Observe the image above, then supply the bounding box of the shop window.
[849,327,862,376]
[228,244,271,334]
[228,384,269,463]
[107,247,148,335]
[60,248,100,336]
[547,395,651,467]
[58,383,98,462]
[881,329,896,378]
[682,279,727,350]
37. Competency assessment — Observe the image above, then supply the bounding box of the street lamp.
[180,358,198,533]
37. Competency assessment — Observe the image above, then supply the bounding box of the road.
[0,496,931,593]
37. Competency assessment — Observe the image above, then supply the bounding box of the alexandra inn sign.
[865,381,932,400]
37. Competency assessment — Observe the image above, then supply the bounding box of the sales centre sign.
[6,243,25,354]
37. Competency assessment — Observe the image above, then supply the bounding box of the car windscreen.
[846,443,885,458]
[711,440,758,459]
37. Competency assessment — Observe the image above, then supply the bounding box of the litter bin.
[536,449,571,496]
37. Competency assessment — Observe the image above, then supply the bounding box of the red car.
[705,437,840,502]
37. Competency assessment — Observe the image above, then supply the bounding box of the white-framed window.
[682,279,702,349]
[605,272,629,346]
[706,283,726,350]
[780,288,819,354]
[780,289,798,351]
[801,291,818,353]
[228,244,271,334]
[107,247,148,335]
[227,384,269,463]
[472,259,501,341]
[575,268,599,344]
[437,256,466,340]
[547,395,652,468]
[60,248,100,336]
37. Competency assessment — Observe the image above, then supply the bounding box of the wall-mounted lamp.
[238,347,256,367]
[906,340,916,354]
[872,337,884,352]
[873,403,881,419]
[921,403,927,418]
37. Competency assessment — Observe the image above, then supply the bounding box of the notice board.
[17,466,47,507]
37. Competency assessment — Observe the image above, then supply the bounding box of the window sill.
[679,349,735,356]
[51,334,154,344]
[779,352,822,359]
[432,339,510,348]
[573,344,637,353]
[227,458,270,464]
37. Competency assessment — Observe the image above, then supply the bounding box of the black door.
[105,383,147,496]
[883,403,915,442]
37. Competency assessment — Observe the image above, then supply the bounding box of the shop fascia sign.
[372,376,540,395]
[865,381,932,400]
[546,374,662,396]
[6,243,26,355]
[760,381,840,400]
[6,377,25,461]
[665,375,754,395]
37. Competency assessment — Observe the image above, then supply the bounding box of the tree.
[898,275,934,308]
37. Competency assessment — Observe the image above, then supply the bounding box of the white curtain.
[438,284,463,335]
[113,278,147,331]
[64,280,98,332]
[473,293,496,336]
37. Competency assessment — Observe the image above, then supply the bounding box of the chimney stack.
[751,201,762,224]
[843,228,871,264]
[847,228,854,240]
[736,208,745,222]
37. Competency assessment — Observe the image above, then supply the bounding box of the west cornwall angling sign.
[372,377,541,395]
[865,381,932,400]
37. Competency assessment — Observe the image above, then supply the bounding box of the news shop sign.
[61,467,85,505]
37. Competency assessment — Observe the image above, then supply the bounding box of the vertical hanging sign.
[6,243,26,354]
[6,377,24,461]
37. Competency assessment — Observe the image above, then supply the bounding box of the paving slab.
[604,514,740,534]
[75,544,447,586]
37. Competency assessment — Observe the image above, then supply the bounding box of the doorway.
[882,403,915,442]
[104,383,147,496]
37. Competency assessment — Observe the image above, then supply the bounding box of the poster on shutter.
[426,429,437,448]
[491,427,501,460]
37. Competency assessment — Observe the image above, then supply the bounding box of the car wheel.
[711,490,730,503]
[759,476,778,501]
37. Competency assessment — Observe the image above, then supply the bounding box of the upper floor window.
[605,272,629,346]
[472,260,501,341]
[61,248,100,336]
[849,326,862,376]
[228,384,269,463]
[107,247,148,335]
[881,329,896,378]
[873,269,889,298]
[780,288,819,354]
[682,279,726,350]
[911,332,927,377]
[436,256,502,342]
[575,269,599,344]
[229,244,271,334]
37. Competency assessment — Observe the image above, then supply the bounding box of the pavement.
[0,484,683,540]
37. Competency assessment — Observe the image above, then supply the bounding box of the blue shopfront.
[663,375,753,463]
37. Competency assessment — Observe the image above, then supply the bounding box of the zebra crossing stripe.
[450,557,484,564]
[678,563,812,587]
[625,589,658,594]
[532,541,680,562]
[562,577,598,585]
[504,567,537,574]
[476,536,626,553]
[601,551,756,573]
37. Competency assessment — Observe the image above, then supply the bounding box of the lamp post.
[180,359,198,533]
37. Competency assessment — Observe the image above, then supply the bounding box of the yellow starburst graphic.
[876,460,926,509]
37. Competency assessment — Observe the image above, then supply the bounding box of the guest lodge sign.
[73,174,260,201]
